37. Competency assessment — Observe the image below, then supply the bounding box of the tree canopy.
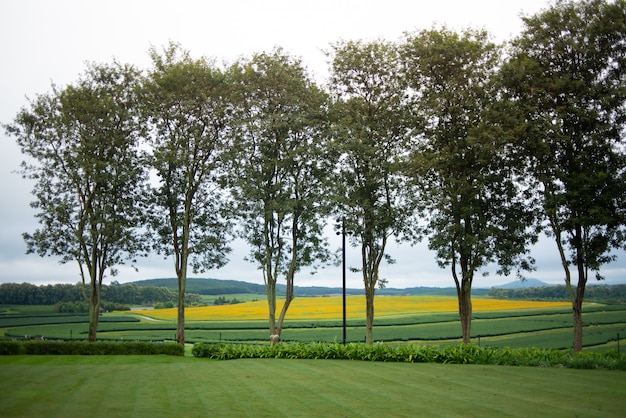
[142,43,234,344]
[329,39,412,344]
[5,0,625,349]
[227,49,332,342]
[5,62,148,341]
[401,27,538,343]
[501,0,626,351]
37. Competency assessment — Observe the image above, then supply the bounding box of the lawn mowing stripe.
[1,356,625,417]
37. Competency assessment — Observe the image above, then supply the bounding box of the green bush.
[191,342,626,370]
[154,301,175,309]
[0,341,21,355]
[53,301,89,313]
[0,340,184,356]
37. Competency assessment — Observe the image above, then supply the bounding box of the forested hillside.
[0,282,178,306]
[131,278,491,297]
[3,278,624,306]
[488,284,626,303]
[135,278,267,295]
[0,278,491,305]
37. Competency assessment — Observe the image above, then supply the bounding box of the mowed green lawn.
[1,355,624,417]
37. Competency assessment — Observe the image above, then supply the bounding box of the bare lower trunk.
[362,236,385,345]
[572,296,584,352]
[365,285,375,344]
[270,227,299,344]
[175,241,189,345]
[572,247,587,352]
[275,270,295,342]
[267,280,278,344]
[452,253,473,344]
[546,188,587,352]
[87,270,101,342]
[457,283,472,344]
[177,272,186,345]
[88,286,100,342]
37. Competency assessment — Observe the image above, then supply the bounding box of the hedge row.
[192,342,626,370]
[0,340,184,356]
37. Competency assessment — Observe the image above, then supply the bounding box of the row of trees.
[488,284,626,302]
[5,0,625,350]
[0,281,177,306]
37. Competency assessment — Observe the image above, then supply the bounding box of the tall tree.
[401,28,537,343]
[5,62,147,341]
[142,44,233,345]
[501,0,626,351]
[228,49,331,343]
[329,39,411,344]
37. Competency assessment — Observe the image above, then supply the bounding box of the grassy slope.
[3,302,626,350]
[1,355,624,417]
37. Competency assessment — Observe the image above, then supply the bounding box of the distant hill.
[492,278,550,289]
[131,278,490,297]
[135,278,267,295]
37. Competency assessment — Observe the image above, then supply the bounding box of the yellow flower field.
[132,296,571,321]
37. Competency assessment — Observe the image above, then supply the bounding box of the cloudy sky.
[1,0,624,289]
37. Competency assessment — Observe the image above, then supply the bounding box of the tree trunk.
[456,282,472,344]
[274,222,299,343]
[267,279,279,344]
[572,242,587,352]
[275,296,292,344]
[275,271,295,340]
[175,231,189,345]
[87,270,102,342]
[87,281,100,342]
[175,207,192,346]
[452,254,473,344]
[565,225,587,352]
[572,296,584,352]
[177,271,186,345]
[362,234,385,345]
[365,285,375,344]
[546,187,587,352]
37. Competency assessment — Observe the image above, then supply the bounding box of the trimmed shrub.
[191,342,626,370]
[0,341,22,355]
[0,340,184,356]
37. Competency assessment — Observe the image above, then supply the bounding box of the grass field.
[2,297,626,417]
[2,296,625,351]
[1,355,625,417]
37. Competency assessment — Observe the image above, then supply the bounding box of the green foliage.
[0,281,178,306]
[4,3,625,351]
[143,43,234,275]
[5,61,150,342]
[54,301,89,313]
[489,284,626,302]
[226,48,332,338]
[401,27,539,344]
[329,39,412,344]
[136,278,267,295]
[0,341,21,355]
[142,43,237,345]
[501,0,626,351]
[0,340,184,356]
[192,341,626,370]
[154,301,175,309]
[213,296,241,305]
[53,300,128,313]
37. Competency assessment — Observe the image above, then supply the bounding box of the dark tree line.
[488,284,626,303]
[0,282,178,306]
[4,0,625,349]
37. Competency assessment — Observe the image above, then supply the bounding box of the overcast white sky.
[1,0,624,289]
